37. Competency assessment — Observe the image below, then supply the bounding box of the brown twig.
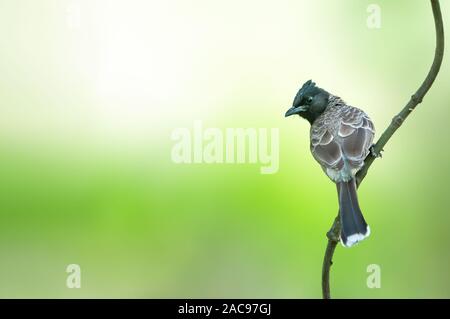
[321,0,444,299]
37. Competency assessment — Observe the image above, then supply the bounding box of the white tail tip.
[341,226,371,247]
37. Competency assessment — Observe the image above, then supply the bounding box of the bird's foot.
[370,145,383,158]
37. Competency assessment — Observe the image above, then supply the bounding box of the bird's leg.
[370,144,383,158]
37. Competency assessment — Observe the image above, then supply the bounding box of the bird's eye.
[307,96,313,104]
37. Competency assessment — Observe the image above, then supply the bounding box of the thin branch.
[322,0,444,299]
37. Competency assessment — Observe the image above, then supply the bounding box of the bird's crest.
[293,80,316,106]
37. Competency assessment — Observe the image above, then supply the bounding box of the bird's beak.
[285,106,306,117]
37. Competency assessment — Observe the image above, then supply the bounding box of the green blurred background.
[0,0,449,298]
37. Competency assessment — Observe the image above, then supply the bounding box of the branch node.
[326,230,339,242]
[411,94,423,104]
[326,218,341,242]
[392,115,404,126]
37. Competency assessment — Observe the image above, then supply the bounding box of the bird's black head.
[285,80,330,124]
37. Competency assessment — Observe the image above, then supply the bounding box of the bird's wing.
[337,107,375,168]
[311,123,344,170]
[311,106,375,171]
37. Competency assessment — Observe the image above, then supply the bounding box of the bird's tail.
[337,179,370,247]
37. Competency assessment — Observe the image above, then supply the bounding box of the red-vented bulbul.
[285,80,375,247]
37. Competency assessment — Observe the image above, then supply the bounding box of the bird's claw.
[370,145,383,158]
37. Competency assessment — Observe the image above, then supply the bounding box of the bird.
[285,80,375,247]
